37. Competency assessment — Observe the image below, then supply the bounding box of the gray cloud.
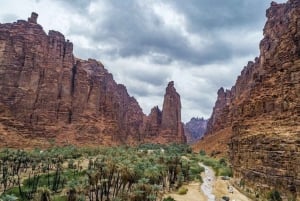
[0,14,19,22]
[129,71,169,87]
[59,0,283,66]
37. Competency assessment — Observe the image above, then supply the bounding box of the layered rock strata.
[0,13,185,147]
[198,0,300,199]
[143,81,186,144]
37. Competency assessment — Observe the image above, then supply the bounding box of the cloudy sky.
[0,0,286,122]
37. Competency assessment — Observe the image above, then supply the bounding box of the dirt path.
[201,163,253,201]
[200,163,216,201]
[164,163,253,201]
[213,176,252,201]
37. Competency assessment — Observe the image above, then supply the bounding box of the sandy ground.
[164,163,252,201]
[164,182,207,201]
[213,176,252,201]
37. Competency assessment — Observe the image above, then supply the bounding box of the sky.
[0,0,286,122]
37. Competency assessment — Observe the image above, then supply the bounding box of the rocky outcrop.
[143,81,186,144]
[205,87,231,135]
[160,81,186,143]
[0,13,185,147]
[184,117,207,144]
[143,106,162,139]
[196,0,300,199]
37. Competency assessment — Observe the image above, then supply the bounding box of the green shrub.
[0,194,19,201]
[177,187,188,195]
[219,167,233,177]
[163,196,176,201]
[267,190,282,201]
[199,150,206,156]
[219,158,227,166]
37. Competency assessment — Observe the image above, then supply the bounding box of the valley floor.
[165,164,252,201]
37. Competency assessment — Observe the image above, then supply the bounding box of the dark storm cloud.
[169,0,270,32]
[53,0,93,13]
[129,70,169,87]
[55,0,273,66]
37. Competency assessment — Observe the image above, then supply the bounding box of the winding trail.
[164,162,253,201]
[200,163,216,201]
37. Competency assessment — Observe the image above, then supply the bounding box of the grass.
[196,154,232,177]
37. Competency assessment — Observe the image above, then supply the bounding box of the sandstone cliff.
[0,13,185,148]
[143,81,186,144]
[184,117,207,144]
[195,0,300,199]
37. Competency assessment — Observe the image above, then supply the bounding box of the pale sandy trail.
[200,163,216,201]
[200,163,253,201]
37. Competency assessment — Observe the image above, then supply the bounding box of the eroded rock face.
[0,13,185,147]
[160,81,186,143]
[143,106,162,139]
[142,81,186,144]
[199,0,300,199]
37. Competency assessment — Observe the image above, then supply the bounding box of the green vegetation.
[0,144,205,201]
[197,153,232,177]
[177,187,188,195]
[163,196,176,201]
[267,189,282,201]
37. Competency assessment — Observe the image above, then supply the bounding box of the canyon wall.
[0,13,185,148]
[196,0,300,199]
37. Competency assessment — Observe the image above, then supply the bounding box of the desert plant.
[267,189,282,201]
[177,187,188,195]
[199,150,206,156]
[0,194,19,201]
[163,196,176,201]
[34,187,51,201]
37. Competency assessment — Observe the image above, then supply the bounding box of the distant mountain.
[184,117,207,144]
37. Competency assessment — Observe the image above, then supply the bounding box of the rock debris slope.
[0,13,186,147]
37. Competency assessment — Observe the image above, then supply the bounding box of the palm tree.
[67,187,77,201]
[0,194,19,201]
[34,187,51,201]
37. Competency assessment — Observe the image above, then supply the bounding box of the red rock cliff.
[0,13,185,147]
[143,81,186,144]
[196,0,300,199]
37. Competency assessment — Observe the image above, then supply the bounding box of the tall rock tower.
[160,81,186,143]
[142,81,186,144]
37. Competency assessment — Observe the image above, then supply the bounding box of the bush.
[0,194,19,201]
[177,187,188,195]
[163,196,176,201]
[219,158,227,166]
[199,150,206,156]
[219,167,233,177]
[267,190,282,201]
[222,196,230,201]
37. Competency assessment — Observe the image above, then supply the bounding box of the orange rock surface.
[0,13,186,148]
[194,0,300,199]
